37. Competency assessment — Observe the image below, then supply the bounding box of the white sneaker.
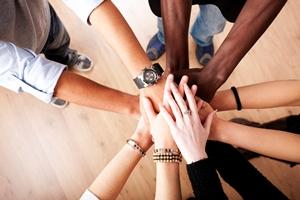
[66,49,93,72]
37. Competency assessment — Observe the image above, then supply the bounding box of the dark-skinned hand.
[173,68,224,102]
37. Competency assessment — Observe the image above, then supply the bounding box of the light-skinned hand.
[142,97,176,149]
[141,74,196,149]
[160,81,216,164]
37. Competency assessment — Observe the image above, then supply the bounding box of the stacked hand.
[141,74,216,164]
[174,68,224,102]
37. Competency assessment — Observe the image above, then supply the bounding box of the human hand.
[196,99,221,140]
[142,97,177,149]
[174,68,224,102]
[140,73,198,149]
[160,82,216,164]
[163,74,197,112]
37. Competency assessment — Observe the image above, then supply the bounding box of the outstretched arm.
[210,80,300,111]
[211,118,300,163]
[89,0,151,77]
[54,71,139,116]
[0,41,139,115]
[89,0,167,111]
[81,119,152,199]
[142,100,182,200]
[207,0,287,82]
[176,0,287,101]
[160,0,192,72]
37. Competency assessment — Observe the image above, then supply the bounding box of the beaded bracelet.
[153,148,182,163]
[153,148,181,154]
[153,154,182,163]
[126,139,146,157]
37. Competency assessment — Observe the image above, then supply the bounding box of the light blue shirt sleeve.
[62,0,105,25]
[0,41,66,103]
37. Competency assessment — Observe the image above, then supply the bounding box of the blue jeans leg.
[191,4,226,47]
[156,17,165,44]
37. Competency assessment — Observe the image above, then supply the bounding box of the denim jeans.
[157,4,226,47]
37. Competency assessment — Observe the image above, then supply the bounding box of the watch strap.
[133,75,147,89]
[152,63,164,75]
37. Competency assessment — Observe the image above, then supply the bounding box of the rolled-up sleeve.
[62,0,105,25]
[0,41,66,103]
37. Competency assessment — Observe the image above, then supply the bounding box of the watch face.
[143,69,158,84]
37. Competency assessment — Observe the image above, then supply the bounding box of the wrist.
[129,95,140,118]
[206,46,236,87]
[204,67,225,91]
[154,140,177,149]
[186,151,208,164]
[140,73,168,91]
[211,118,228,142]
[131,132,153,151]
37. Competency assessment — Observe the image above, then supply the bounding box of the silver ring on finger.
[183,109,191,115]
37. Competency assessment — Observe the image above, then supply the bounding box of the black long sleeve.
[187,158,228,200]
[206,141,289,200]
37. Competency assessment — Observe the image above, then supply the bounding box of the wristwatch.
[133,63,164,89]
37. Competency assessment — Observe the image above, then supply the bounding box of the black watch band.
[152,63,164,76]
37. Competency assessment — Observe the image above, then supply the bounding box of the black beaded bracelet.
[231,86,242,111]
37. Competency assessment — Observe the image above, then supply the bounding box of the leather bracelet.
[126,139,146,157]
[231,86,242,111]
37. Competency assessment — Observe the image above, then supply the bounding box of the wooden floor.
[1,0,300,199]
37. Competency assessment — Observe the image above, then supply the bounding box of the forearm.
[155,163,181,200]
[210,80,300,111]
[214,119,300,163]
[160,0,191,72]
[154,134,181,200]
[206,0,286,84]
[54,71,139,116]
[187,159,227,200]
[89,0,151,77]
[88,133,152,199]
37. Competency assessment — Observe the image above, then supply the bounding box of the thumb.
[142,97,157,123]
[203,110,217,134]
